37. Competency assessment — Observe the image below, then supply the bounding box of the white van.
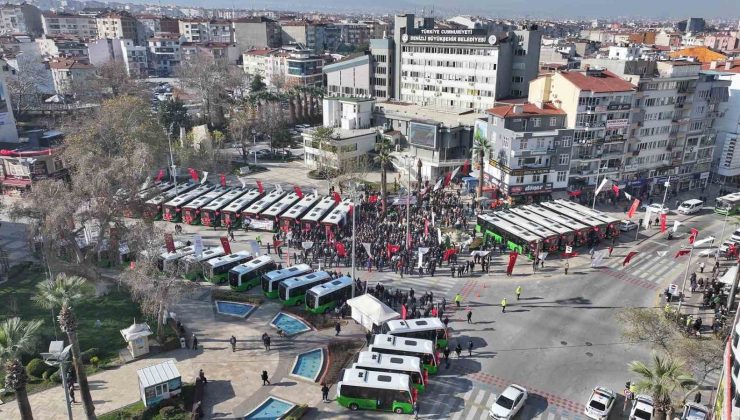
[677,199,703,215]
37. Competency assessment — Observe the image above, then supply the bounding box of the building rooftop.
[375,101,485,128]
[487,102,565,118]
[701,59,740,74]
[243,48,277,56]
[668,46,728,63]
[49,58,93,70]
[558,68,636,93]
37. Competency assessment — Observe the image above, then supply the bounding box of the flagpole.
[351,189,356,298]
[592,167,600,209]
[677,245,694,313]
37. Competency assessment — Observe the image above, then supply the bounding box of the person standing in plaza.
[321,383,330,402]
[516,286,522,300]
[191,333,198,351]
[443,346,450,368]
[454,293,462,308]
[335,321,341,336]
[564,261,569,275]
[466,310,473,324]
[229,335,236,352]
[455,343,462,358]
[261,370,270,385]
[468,340,474,356]
[501,298,507,313]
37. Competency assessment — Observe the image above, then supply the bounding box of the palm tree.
[472,133,491,207]
[629,353,697,420]
[293,88,304,123]
[0,317,43,420]
[374,138,396,214]
[34,273,97,420]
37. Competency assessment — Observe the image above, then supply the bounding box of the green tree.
[616,308,678,352]
[312,127,335,175]
[0,317,43,420]
[34,274,97,420]
[472,133,491,206]
[250,74,266,93]
[628,353,696,420]
[374,138,396,214]
[158,99,191,136]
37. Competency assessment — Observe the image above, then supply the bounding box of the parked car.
[676,199,703,215]
[629,395,654,420]
[641,203,670,215]
[619,220,638,231]
[678,402,709,420]
[584,386,615,420]
[489,384,527,419]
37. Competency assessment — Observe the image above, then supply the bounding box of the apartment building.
[279,21,340,53]
[243,48,325,88]
[0,3,42,36]
[709,60,740,186]
[178,19,233,43]
[479,102,575,202]
[36,35,88,58]
[323,37,394,100]
[336,22,372,46]
[49,58,94,95]
[181,42,240,65]
[88,38,148,77]
[147,33,183,76]
[528,68,636,195]
[41,12,97,38]
[232,17,281,53]
[96,11,138,43]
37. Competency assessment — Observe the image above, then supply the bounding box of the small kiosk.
[137,359,182,407]
[120,322,154,359]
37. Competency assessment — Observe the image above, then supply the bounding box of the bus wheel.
[394,407,404,414]
[349,403,359,411]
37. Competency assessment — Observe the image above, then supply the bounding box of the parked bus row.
[476,199,620,256]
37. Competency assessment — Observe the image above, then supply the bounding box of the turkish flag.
[623,251,638,266]
[220,173,226,187]
[325,225,334,243]
[443,248,457,261]
[336,242,346,257]
[443,172,453,187]
[332,191,341,203]
[689,228,698,244]
[675,249,691,258]
[369,194,378,203]
[256,180,264,194]
[386,243,400,258]
[611,184,620,195]
[627,199,640,219]
[220,236,232,254]
[660,214,667,233]
[294,185,303,198]
[187,168,199,182]
[401,304,407,320]
[506,251,518,275]
[154,168,165,183]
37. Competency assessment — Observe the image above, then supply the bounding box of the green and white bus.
[305,275,353,314]
[354,351,427,392]
[178,247,225,281]
[381,317,449,349]
[202,251,252,284]
[369,334,439,375]
[336,368,415,414]
[261,263,312,298]
[229,255,277,291]
[278,271,332,306]
[157,245,196,273]
[716,192,740,215]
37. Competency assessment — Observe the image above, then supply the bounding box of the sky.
[152,0,739,19]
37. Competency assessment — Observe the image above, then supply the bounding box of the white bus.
[200,189,248,227]
[178,247,225,280]
[221,189,262,227]
[553,199,620,239]
[278,271,332,306]
[716,192,740,215]
[143,183,197,220]
[322,198,353,228]
[181,187,229,225]
[523,204,591,246]
[261,263,313,298]
[353,351,426,392]
[540,201,608,241]
[229,255,277,291]
[202,251,252,284]
[157,245,196,273]
[336,368,415,414]
[369,334,439,374]
[305,275,353,314]
[261,192,301,220]
[242,190,286,219]
[279,194,321,231]
[381,317,449,348]
[510,206,575,248]
[300,196,336,228]
[162,184,214,222]
[493,210,561,252]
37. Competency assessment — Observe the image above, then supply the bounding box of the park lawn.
[0,263,146,365]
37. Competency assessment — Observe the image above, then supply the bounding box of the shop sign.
[607,103,631,111]
[700,172,710,180]
[606,119,629,129]
[509,183,553,195]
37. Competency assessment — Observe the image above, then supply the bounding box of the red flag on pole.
[623,251,638,266]
[220,236,232,254]
[443,172,453,187]
[336,243,346,257]
[294,185,303,198]
[220,173,226,187]
[155,168,165,183]
[506,251,518,275]
[424,219,429,236]
[611,184,620,195]
[256,180,264,194]
[689,228,698,244]
[401,304,407,320]
[627,199,640,219]
[462,160,470,175]
[332,191,341,203]
[386,243,400,258]
[660,214,667,233]
[187,168,199,182]
[675,249,691,258]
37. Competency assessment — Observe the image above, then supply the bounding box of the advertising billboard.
[408,122,437,149]
[402,28,498,45]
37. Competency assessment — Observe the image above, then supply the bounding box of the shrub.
[90,356,100,369]
[26,358,47,379]
[159,406,177,419]
[212,289,263,305]
[51,370,63,383]
[80,348,99,364]
[41,371,50,381]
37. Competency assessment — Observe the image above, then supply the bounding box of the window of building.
[560,136,572,147]
[557,171,566,182]
[559,154,569,165]
[515,176,524,183]
[532,174,541,182]
[549,117,557,127]
[532,118,541,128]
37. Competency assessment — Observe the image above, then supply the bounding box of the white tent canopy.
[347,294,399,331]
[719,265,738,286]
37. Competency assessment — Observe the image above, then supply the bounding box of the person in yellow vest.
[454,293,463,308]
[515,286,522,300]
[501,298,507,313]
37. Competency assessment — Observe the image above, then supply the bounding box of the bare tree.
[616,308,678,352]
[6,54,51,114]
[670,337,724,384]
[229,103,258,162]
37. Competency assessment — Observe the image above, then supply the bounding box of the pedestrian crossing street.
[374,273,464,302]
[419,376,586,420]
[599,243,689,288]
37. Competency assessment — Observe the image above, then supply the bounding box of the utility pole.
[660,177,670,210]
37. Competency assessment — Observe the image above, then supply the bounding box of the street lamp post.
[660,177,671,210]
[403,156,412,250]
[350,187,357,298]
[41,341,73,420]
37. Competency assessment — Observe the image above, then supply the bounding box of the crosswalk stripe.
[450,410,463,420]
[547,411,558,420]
[473,389,486,405]
[465,406,481,420]
[484,393,496,410]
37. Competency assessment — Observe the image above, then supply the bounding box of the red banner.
[294,185,303,198]
[424,219,429,237]
[675,249,690,258]
[256,180,264,194]
[443,172,453,187]
[332,191,341,203]
[303,222,311,232]
[689,228,698,244]
[155,168,165,183]
[369,194,378,203]
[627,199,640,219]
[443,248,457,261]
[623,251,638,266]
[326,225,334,243]
[401,304,407,320]
[220,236,232,254]
[336,243,346,257]
[220,173,226,187]
[660,214,667,233]
[387,243,400,259]
[506,251,518,275]
[164,233,175,253]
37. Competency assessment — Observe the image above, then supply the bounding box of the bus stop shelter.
[347,294,399,331]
